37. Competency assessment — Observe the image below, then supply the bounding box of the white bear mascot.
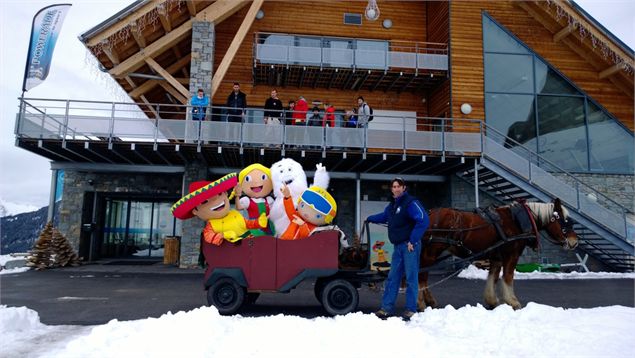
[269,158,330,237]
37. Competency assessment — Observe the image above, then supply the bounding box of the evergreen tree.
[51,227,81,267]
[26,221,54,270]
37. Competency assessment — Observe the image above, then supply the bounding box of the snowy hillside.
[0,206,48,254]
[0,199,40,217]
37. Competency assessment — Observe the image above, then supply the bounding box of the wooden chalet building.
[15,0,634,270]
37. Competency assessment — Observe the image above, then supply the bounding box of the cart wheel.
[244,292,260,306]
[207,277,245,315]
[321,279,359,316]
[314,278,327,304]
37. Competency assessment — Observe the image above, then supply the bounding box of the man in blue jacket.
[367,177,429,320]
[191,88,209,121]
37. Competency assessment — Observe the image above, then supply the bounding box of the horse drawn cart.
[202,230,385,316]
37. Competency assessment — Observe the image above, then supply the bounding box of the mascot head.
[270,158,308,198]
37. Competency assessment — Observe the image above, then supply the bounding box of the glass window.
[534,59,579,95]
[485,93,536,148]
[484,53,534,93]
[482,15,530,54]
[587,102,635,173]
[537,96,587,171]
[356,40,388,69]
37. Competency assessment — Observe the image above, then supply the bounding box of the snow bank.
[0,304,620,358]
[458,264,635,280]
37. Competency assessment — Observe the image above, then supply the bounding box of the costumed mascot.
[233,163,275,236]
[269,158,330,237]
[279,184,337,240]
[171,173,267,245]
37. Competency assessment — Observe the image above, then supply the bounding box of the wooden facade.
[212,1,435,116]
[82,0,633,130]
[449,1,633,130]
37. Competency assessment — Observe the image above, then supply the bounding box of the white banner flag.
[22,4,72,92]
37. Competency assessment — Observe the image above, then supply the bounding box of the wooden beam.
[599,63,622,79]
[129,54,191,98]
[85,0,163,47]
[211,0,264,98]
[140,95,159,118]
[108,0,248,78]
[157,3,172,33]
[129,20,146,49]
[159,82,188,104]
[101,40,120,65]
[186,1,197,17]
[124,76,137,89]
[542,0,633,62]
[145,57,190,98]
[553,24,575,43]
[173,47,189,77]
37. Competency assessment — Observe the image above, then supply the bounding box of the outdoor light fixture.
[382,18,393,29]
[256,10,264,20]
[460,103,472,115]
[365,0,380,21]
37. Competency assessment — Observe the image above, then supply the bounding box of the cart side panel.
[275,230,339,290]
[248,236,277,290]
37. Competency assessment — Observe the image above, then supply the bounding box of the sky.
[1,262,634,357]
[0,0,633,213]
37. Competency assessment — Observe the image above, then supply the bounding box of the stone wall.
[189,21,214,98]
[179,162,208,268]
[553,173,635,212]
[57,170,182,251]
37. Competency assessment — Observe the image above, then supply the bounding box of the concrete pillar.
[179,161,208,268]
[189,21,214,98]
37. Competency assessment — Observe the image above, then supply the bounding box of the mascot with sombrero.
[171,173,267,245]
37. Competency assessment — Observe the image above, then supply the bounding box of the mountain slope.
[1,207,48,254]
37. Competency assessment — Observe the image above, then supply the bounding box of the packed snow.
[1,303,633,358]
[0,254,31,275]
[458,264,635,280]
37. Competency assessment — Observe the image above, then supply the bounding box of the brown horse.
[418,198,578,311]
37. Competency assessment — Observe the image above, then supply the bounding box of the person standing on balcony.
[293,96,308,125]
[344,108,358,128]
[264,89,283,125]
[367,177,429,321]
[284,100,296,126]
[322,101,335,127]
[308,106,321,127]
[357,96,371,128]
[191,89,209,121]
[226,82,247,123]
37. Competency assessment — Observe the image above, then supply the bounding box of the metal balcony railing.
[254,32,448,72]
[15,97,633,247]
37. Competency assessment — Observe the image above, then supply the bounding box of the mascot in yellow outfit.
[171,173,266,245]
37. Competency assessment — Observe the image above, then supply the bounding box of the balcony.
[253,33,448,92]
[15,98,481,173]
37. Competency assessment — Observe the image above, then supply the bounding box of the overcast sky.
[0,0,633,210]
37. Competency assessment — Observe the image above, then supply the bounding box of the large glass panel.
[102,199,128,258]
[129,201,153,257]
[537,95,587,171]
[484,53,534,93]
[482,15,530,54]
[587,102,635,173]
[534,59,579,95]
[485,93,536,149]
[355,40,388,69]
[323,39,353,68]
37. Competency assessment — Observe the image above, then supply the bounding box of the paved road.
[1,268,633,325]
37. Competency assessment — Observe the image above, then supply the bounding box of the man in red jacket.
[293,96,308,125]
[323,101,335,127]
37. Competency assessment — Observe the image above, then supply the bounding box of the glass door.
[101,198,180,259]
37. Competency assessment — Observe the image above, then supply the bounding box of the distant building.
[15,1,634,271]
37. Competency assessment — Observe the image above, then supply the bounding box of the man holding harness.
[367,177,429,321]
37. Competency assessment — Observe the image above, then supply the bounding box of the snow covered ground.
[0,254,31,275]
[1,303,633,358]
[458,264,635,280]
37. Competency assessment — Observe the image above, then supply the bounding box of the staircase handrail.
[479,121,632,239]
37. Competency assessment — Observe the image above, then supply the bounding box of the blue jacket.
[367,192,429,245]
[191,95,209,119]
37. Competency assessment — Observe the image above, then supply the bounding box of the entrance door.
[101,198,180,259]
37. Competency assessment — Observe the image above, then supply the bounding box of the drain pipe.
[474,159,480,208]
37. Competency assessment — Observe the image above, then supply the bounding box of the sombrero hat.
[171,173,237,220]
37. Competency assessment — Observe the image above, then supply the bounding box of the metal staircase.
[456,127,634,272]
